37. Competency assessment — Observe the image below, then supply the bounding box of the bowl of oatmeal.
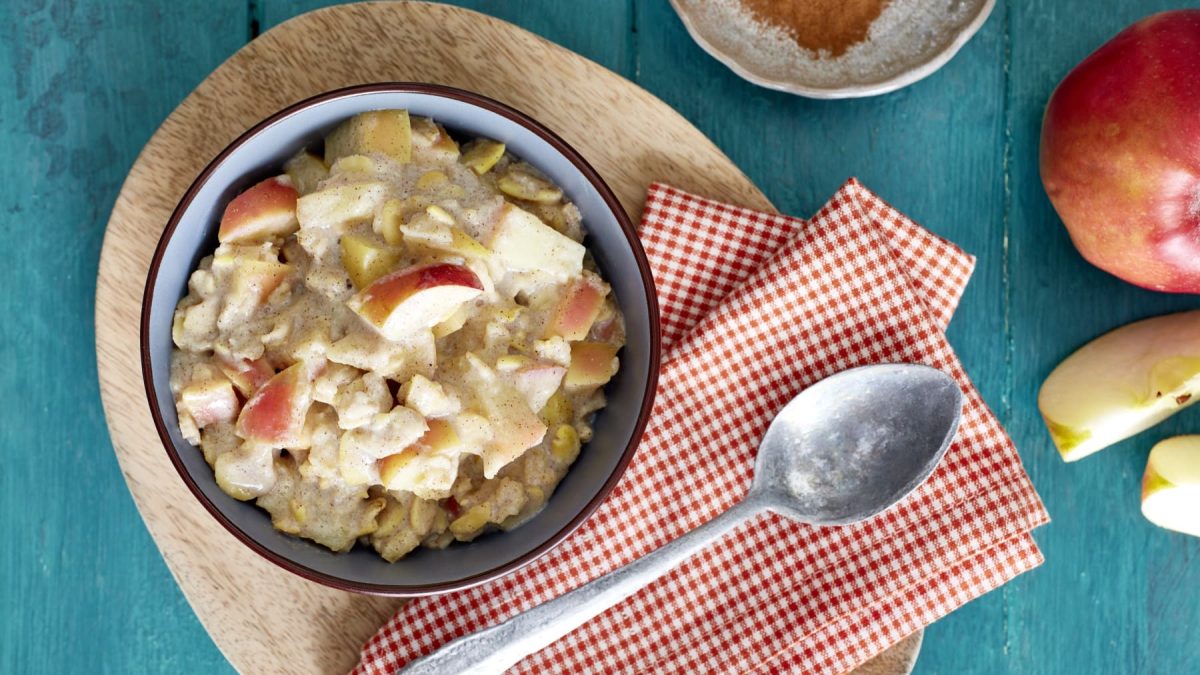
[141,84,660,595]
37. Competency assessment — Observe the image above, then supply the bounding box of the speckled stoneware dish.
[670,0,995,99]
[141,83,661,596]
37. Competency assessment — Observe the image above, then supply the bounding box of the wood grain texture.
[92,3,927,675]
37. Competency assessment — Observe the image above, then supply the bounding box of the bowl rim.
[668,0,996,99]
[140,82,661,596]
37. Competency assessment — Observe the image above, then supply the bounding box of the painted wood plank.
[1003,2,1200,675]
[0,1,244,674]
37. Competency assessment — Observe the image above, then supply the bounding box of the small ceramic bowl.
[670,0,995,99]
[141,83,661,596]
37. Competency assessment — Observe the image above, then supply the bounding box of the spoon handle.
[401,497,762,674]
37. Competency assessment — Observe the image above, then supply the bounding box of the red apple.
[546,272,608,340]
[217,176,299,243]
[348,263,483,340]
[236,361,315,446]
[1040,10,1200,292]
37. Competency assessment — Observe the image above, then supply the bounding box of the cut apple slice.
[324,110,412,165]
[484,203,584,279]
[217,176,299,243]
[179,376,240,428]
[410,117,460,164]
[348,263,483,341]
[214,350,275,397]
[284,150,329,195]
[339,234,402,289]
[564,342,619,389]
[296,182,389,231]
[546,271,609,340]
[236,361,316,447]
[1142,435,1200,538]
[460,139,505,174]
[1039,310,1200,461]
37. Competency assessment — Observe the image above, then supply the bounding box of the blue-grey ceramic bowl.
[141,83,660,596]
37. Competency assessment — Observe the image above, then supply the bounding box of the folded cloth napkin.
[355,179,1049,675]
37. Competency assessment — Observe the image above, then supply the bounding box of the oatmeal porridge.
[169,110,625,561]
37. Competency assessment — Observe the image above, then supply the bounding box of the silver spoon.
[402,363,963,674]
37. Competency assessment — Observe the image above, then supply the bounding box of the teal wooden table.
[4,1,1199,673]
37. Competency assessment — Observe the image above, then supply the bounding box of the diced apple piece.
[564,342,619,389]
[284,150,329,195]
[411,117,460,164]
[217,176,299,243]
[214,351,275,397]
[338,405,427,485]
[296,182,389,230]
[348,263,483,341]
[1142,436,1200,538]
[460,139,506,174]
[339,234,402,289]
[547,271,609,340]
[1038,311,1200,461]
[404,374,462,417]
[497,166,563,204]
[324,110,412,164]
[507,362,566,413]
[180,376,240,428]
[226,258,292,304]
[463,354,547,478]
[485,204,584,279]
[378,419,463,496]
[236,361,316,447]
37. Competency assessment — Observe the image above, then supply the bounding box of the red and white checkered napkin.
[356,179,1049,674]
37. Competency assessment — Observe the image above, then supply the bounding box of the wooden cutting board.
[94,2,920,673]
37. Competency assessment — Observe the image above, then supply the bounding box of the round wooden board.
[95,2,920,673]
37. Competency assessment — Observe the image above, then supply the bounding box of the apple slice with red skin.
[1142,435,1200,537]
[236,361,316,446]
[546,272,608,340]
[348,263,483,341]
[215,351,275,397]
[217,176,299,243]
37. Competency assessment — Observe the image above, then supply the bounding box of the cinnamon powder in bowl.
[669,0,995,98]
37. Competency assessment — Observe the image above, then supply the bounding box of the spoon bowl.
[753,363,964,524]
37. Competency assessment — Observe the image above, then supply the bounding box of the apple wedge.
[1039,310,1200,461]
[236,361,316,447]
[1142,436,1200,538]
[348,263,483,341]
[546,271,609,340]
[484,203,584,279]
[217,176,299,243]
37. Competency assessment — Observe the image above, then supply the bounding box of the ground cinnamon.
[741,0,891,57]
